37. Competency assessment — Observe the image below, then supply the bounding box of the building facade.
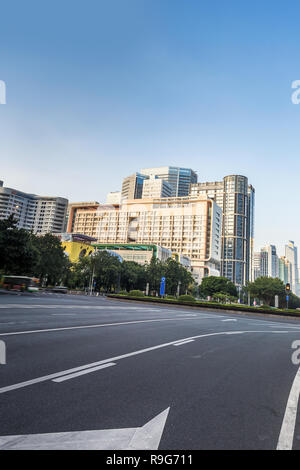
[0,182,68,234]
[121,173,148,201]
[90,196,222,282]
[285,241,299,294]
[140,167,198,197]
[259,245,279,278]
[141,176,173,199]
[66,202,100,234]
[190,175,255,286]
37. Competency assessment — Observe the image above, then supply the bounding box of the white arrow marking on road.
[0,408,170,450]
[277,365,300,450]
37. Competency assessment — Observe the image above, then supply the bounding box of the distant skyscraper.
[0,181,68,234]
[260,245,279,278]
[253,252,261,280]
[140,167,198,197]
[279,256,291,285]
[285,241,299,294]
[190,175,255,286]
[121,173,148,201]
[141,176,173,199]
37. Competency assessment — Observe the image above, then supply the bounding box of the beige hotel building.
[68,196,223,282]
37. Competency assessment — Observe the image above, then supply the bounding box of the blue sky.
[0,0,300,254]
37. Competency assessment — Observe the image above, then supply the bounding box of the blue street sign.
[286,295,289,301]
[160,277,166,296]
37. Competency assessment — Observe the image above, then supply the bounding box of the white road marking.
[0,330,298,395]
[0,317,200,337]
[222,319,237,322]
[52,363,116,382]
[0,304,165,310]
[277,365,300,450]
[0,407,170,450]
[173,340,195,346]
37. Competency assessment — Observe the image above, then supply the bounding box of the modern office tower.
[190,175,255,286]
[0,181,3,187]
[0,182,68,234]
[121,173,149,201]
[92,196,222,282]
[285,240,299,294]
[253,252,261,280]
[106,191,121,204]
[141,176,173,199]
[140,167,198,197]
[260,245,279,278]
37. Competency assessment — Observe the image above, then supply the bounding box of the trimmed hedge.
[106,294,300,318]
[178,294,196,302]
[128,290,144,297]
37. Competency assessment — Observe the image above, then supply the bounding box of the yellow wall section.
[61,241,95,263]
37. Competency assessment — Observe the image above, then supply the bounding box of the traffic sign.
[160,277,166,296]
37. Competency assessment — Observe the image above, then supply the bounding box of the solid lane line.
[0,317,202,337]
[173,340,195,346]
[277,365,300,450]
[0,330,297,395]
[52,363,116,383]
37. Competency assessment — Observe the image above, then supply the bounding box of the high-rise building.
[279,256,291,285]
[190,175,255,286]
[285,241,299,294]
[253,252,261,280]
[141,176,173,199]
[121,173,148,201]
[260,245,279,278]
[140,167,198,197]
[0,182,68,234]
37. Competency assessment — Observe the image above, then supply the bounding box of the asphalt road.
[0,293,300,450]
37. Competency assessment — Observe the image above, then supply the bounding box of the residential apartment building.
[92,196,222,282]
[0,182,68,234]
[190,175,255,286]
[140,167,198,197]
[66,202,100,234]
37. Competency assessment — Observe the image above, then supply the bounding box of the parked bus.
[0,276,40,292]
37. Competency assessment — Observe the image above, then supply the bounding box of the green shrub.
[178,294,195,302]
[166,295,176,300]
[128,290,145,297]
[118,290,128,295]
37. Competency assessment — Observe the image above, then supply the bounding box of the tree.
[247,277,286,306]
[0,215,39,275]
[200,276,237,298]
[164,258,195,296]
[92,251,121,292]
[145,257,164,295]
[34,233,69,286]
[120,261,147,292]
